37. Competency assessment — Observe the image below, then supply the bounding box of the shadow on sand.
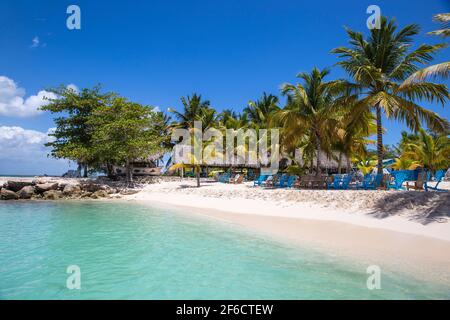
[367,191,450,225]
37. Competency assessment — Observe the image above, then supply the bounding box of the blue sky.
[0,0,449,175]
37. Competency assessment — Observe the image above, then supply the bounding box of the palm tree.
[333,107,376,173]
[402,129,450,172]
[168,94,219,184]
[332,17,450,174]
[274,68,345,175]
[391,156,420,170]
[219,109,249,130]
[244,93,280,129]
[168,94,217,130]
[353,154,377,175]
[403,13,450,84]
[428,13,450,37]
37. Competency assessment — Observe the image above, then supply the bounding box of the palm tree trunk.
[83,164,88,178]
[315,132,322,176]
[196,167,200,187]
[338,152,342,174]
[125,159,133,187]
[376,104,384,175]
[76,163,82,177]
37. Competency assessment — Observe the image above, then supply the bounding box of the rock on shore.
[0,178,131,201]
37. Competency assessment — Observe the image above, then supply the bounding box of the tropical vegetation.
[43,14,449,186]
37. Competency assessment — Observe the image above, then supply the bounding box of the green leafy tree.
[88,97,165,185]
[41,85,114,177]
[332,16,450,174]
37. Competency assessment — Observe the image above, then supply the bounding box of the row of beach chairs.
[251,169,447,191]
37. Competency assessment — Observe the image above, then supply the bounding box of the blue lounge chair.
[274,174,288,188]
[260,175,274,187]
[387,171,409,190]
[218,172,231,183]
[286,175,297,188]
[340,174,353,190]
[356,174,383,190]
[356,174,373,189]
[253,175,268,186]
[327,174,343,189]
[367,174,383,190]
[425,169,447,192]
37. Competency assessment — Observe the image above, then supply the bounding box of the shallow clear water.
[0,201,448,299]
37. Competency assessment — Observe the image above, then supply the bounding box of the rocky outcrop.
[80,183,102,193]
[43,190,62,200]
[17,186,35,199]
[63,184,82,195]
[4,181,33,192]
[35,183,59,193]
[1,188,19,200]
[90,190,109,199]
[0,178,130,201]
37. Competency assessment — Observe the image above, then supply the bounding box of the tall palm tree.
[274,68,345,175]
[332,17,450,174]
[168,94,217,130]
[244,93,280,129]
[168,94,218,183]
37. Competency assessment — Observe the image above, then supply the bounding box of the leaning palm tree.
[403,13,450,84]
[274,68,345,175]
[332,17,450,174]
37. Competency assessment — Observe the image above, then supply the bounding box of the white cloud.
[31,36,40,48]
[0,126,69,175]
[67,83,79,93]
[0,126,52,160]
[0,76,57,117]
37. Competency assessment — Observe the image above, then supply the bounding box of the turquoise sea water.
[0,201,449,299]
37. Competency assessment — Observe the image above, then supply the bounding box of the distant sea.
[0,174,58,178]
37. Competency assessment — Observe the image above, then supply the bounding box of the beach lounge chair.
[217,172,228,183]
[261,175,276,187]
[367,173,383,190]
[356,174,383,190]
[406,171,428,191]
[274,174,288,188]
[425,169,447,192]
[284,175,297,188]
[327,174,343,189]
[340,174,353,189]
[253,175,268,186]
[387,170,409,190]
[356,174,373,190]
